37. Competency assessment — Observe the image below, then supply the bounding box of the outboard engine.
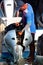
[4,29,32,63]
[2,15,32,63]
[0,0,17,17]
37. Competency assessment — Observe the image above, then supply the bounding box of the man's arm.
[22,23,30,32]
[38,20,43,27]
[16,10,19,17]
[37,17,43,27]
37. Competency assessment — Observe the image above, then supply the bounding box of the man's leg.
[27,33,35,62]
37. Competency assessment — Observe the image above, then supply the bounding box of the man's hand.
[18,31,23,36]
[15,22,20,26]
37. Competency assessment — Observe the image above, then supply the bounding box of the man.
[36,0,43,29]
[16,0,36,62]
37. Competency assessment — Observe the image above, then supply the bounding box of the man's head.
[20,3,28,11]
